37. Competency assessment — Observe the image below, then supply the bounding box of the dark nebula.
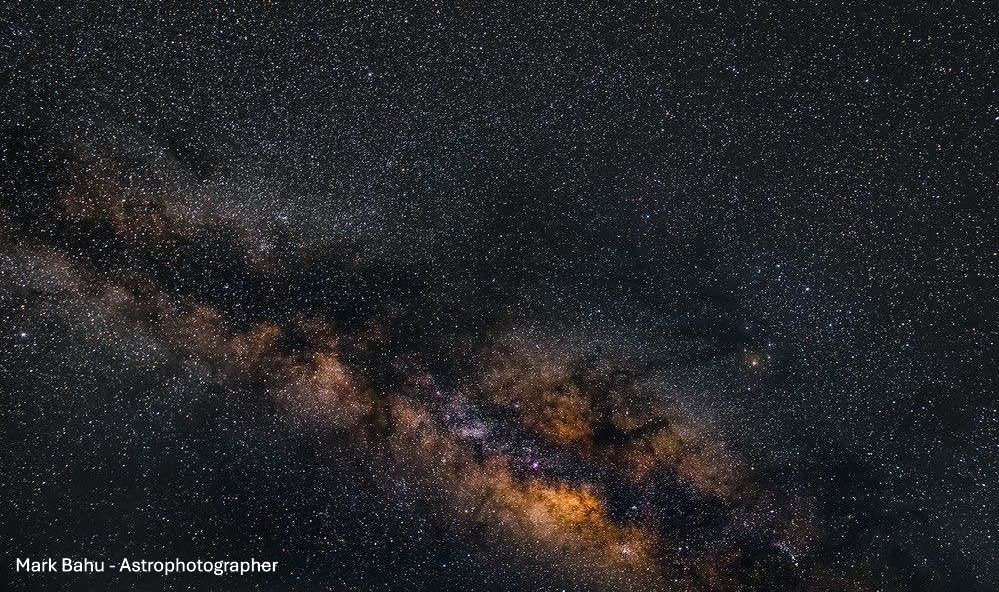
[1,3,996,592]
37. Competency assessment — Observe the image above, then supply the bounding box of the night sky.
[2,3,997,591]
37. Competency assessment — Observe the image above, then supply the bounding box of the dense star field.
[1,3,996,592]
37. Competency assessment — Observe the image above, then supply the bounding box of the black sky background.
[2,2,997,591]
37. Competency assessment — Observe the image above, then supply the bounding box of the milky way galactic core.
[2,3,996,592]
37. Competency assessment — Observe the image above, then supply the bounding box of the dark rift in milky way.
[1,137,877,592]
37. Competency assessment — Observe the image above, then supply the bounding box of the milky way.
[2,4,997,592]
